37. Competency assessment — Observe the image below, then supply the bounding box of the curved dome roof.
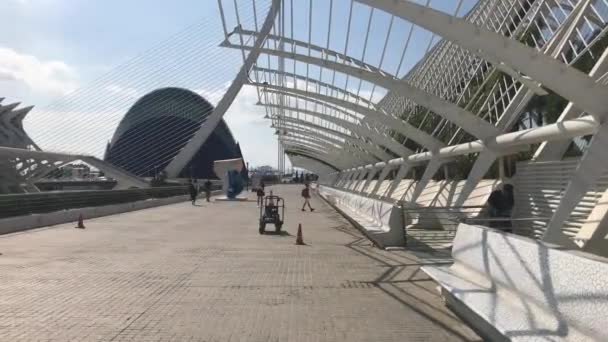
[105,87,242,178]
[110,87,216,145]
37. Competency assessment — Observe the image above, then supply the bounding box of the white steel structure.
[2,0,608,255]
[210,0,608,255]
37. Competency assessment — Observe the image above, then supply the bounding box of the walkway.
[0,185,479,341]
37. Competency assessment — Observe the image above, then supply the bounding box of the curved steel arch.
[279,135,370,167]
[278,116,390,161]
[279,125,378,164]
[230,40,500,141]
[164,0,280,177]
[252,67,376,109]
[279,135,359,164]
[281,143,345,166]
[255,82,444,151]
[286,151,340,173]
[282,143,345,170]
[227,27,384,74]
[357,0,608,120]
[289,156,326,175]
[262,97,413,157]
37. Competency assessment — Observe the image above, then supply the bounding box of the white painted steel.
[165,0,281,177]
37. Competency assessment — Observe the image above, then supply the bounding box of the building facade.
[104,87,243,179]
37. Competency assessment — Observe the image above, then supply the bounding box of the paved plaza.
[0,186,479,341]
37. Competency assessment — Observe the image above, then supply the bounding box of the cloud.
[224,85,266,124]
[193,81,231,106]
[24,108,122,158]
[0,70,17,81]
[224,85,290,168]
[0,46,79,97]
[105,84,138,98]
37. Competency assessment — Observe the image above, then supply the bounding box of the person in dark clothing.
[203,179,213,202]
[503,184,514,210]
[487,184,514,231]
[256,187,265,207]
[487,188,503,219]
[189,179,199,206]
[500,184,515,231]
[301,183,315,212]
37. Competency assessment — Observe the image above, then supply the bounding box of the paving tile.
[0,185,479,341]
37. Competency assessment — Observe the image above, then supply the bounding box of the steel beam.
[357,0,608,120]
[165,0,281,177]
[278,116,387,162]
[253,82,443,150]
[263,101,412,157]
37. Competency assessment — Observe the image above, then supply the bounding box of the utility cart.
[259,195,285,234]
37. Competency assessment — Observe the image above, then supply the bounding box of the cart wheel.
[275,223,282,233]
[259,222,266,234]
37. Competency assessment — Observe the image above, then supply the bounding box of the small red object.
[296,223,305,245]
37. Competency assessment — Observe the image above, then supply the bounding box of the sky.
[0,0,477,169]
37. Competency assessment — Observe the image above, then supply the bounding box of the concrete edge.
[441,288,508,342]
[0,190,223,235]
[316,189,387,249]
[317,186,406,248]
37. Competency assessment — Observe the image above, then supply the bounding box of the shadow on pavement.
[261,230,293,237]
[328,219,480,342]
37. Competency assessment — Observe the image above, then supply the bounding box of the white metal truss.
[165,0,281,177]
[277,115,388,161]
[145,0,608,252]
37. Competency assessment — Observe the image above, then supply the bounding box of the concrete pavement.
[0,185,479,341]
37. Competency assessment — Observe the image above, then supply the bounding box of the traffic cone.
[295,223,305,245]
[75,214,85,229]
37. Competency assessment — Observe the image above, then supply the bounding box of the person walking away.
[487,185,501,222]
[487,184,514,231]
[257,187,265,207]
[500,184,515,232]
[204,179,213,202]
[301,183,315,212]
[189,179,199,206]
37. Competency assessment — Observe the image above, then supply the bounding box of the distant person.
[487,186,502,221]
[261,180,265,191]
[301,183,315,212]
[203,179,213,202]
[501,184,515,231]
[257,187,265,207]
[487,183,514,231]
[189,179,199,206]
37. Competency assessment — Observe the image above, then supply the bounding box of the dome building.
[105,87,243,179]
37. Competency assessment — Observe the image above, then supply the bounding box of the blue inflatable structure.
[226,169,244,199]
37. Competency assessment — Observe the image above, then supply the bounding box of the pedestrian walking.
[301,183,315,212]
[204,179,212,202]
[257,187,265,207]
[189,179,199,206]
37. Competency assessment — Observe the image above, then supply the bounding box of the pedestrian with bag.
[301,183,315,212]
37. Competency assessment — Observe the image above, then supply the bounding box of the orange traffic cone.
[296,223,305,245]
[76,214,85,229]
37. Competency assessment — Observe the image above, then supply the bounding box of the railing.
[400,204,592,242]
[0,186,195,219]
[400,205,487,231]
